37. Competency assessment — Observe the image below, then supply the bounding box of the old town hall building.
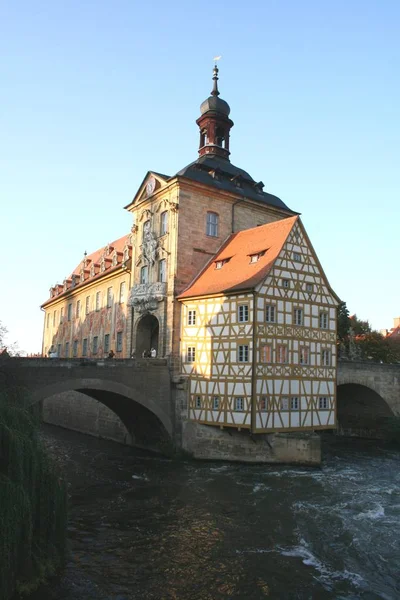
[42,65,339,434]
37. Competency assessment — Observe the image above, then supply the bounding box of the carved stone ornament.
[128,282,166,313]
[142,223,158,265]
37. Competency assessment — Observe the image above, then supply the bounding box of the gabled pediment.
[124,171,170,211]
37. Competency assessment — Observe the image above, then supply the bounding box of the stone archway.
[337,383,394,438]
[136,314,160,357]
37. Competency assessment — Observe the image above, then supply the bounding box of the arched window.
[206,212,219,237]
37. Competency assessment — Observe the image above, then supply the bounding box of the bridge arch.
[337,382,393,436]
[30,377,173,452]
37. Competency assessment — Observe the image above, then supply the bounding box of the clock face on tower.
[146,177,156,197]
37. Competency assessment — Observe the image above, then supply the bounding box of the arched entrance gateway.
[136,314,160,357]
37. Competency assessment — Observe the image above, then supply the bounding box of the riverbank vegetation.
[0,384,67,599]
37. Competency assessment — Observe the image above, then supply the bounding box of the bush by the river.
[0,385,67,599]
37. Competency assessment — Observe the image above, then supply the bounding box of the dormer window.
[100,260,106,273]
[80,271,85,283]
[215,257,231,269]
[90,264,95,277]
[112,253,118,267]
[123,247,129,262]
[63,279,68,291]
[249,250,266,264]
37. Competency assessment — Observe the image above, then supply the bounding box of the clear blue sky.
[1,0,399,353]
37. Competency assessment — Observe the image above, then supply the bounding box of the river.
[33,424,400,600]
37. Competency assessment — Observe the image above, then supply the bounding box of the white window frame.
[160,211,168,236]
[188,310,196,325]
[265,305,276,323]
[238,345,249,362]
[294,308,303,326]
[235,397,244,411]
[195,395,202,409]
[140,265,148,285]
[319,396,329,409]
[291,396,299,410]
[116,331,123,352]
[119,282,126,304]
[321,349,331,366]
[187,346,196,363]
[238,304,249,322]
[282,279,290,289]
[293,252,301,262]
[299,346,309,365]
[277,344,288,364]
[306,283,313,293]
[206,212,219,237]
[281,396,289,410]
[319,311,329,329]
[260,396,269,411]
[213,396,220,410]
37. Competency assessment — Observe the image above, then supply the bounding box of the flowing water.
[33,425,400,600]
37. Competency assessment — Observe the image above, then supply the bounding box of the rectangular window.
[60,307,64,323]
[188,310,196,325]
[46,313,50,328]
[119,282,126,304]
[159,259,167,283]
[291,396,299,410]
[82,338,88,356]
[299,346,309,365]
[96,292,101,311]
[85,296,90,315]
[238,345,249,362]
[322,349,331,366]
[260,396,269,411]
[293,252,301,262]
[282,279,290,289]
[140,266,148,284]
[250,254,259,264]
[213,396,220,410]
[187,346,196,363]
[206,212,219,237]
[67,303,72,321]
[65,341,70,357]
[306,283,313,293]
[53,311,57,327]
[76,300,81,318]
[93,336,98,354]
[160,211,168,235]
[107,287,113,308]
[238,304,249,322]
[235,397,244,411]
[281,396,289,410]
[294,308,303,325]
[195,395,201,409]
[319,312,329,329]
[116,331,123,352]
[319,396,329,409]
[277,344,288,364]
[104,334,110,353]
[265,305,276,323]
[73,340,78,357]
[260,344,272,363]
[57,343,61,357]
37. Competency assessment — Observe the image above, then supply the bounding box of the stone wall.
[182,421,321,465]
[42,391,133,445]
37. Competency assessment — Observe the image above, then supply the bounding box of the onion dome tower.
[196,64,234,160]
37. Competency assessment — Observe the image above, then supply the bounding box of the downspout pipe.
[231,197,246,233]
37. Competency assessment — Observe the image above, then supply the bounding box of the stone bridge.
[0,358,177,452]
[1,357,400,452]
[337,360,400,435]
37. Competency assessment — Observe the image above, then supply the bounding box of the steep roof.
[175,155,297,213]
[178,216,298,299]
[41,233,131,307]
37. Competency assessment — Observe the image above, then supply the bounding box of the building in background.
[41,65,339,433]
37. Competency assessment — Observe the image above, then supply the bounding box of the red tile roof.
[42,234,131,307]
[178,216,298,299]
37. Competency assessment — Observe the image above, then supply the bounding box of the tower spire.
[211,64,220,97]
[197,61,234,160]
